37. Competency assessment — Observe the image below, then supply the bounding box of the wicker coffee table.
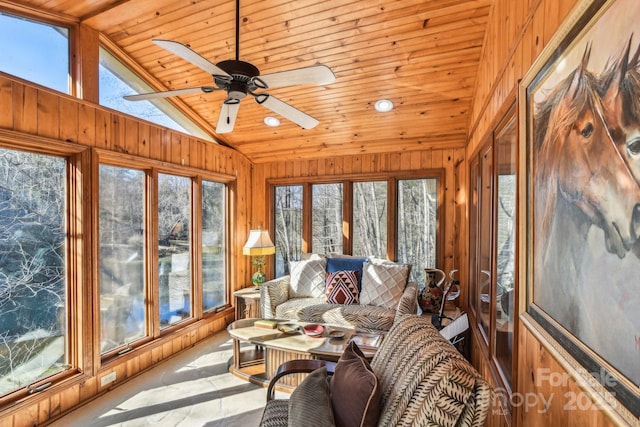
[227,318,382,389]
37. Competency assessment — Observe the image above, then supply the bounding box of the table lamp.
[243,229,276,286]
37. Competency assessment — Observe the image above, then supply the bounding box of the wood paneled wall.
[467,0,624,425]
[0,73,251,426]
[251,149,467,289]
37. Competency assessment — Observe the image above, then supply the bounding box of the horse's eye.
[628,138,640,158]
[581,123,594,139]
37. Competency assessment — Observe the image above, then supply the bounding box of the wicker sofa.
[260,275,418,332]
[259,315,492,427]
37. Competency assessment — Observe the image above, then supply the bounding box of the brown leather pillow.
[330,341,381,427]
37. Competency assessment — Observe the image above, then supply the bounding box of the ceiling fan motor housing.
[215,59,262,100]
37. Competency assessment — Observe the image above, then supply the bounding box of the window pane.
[353,181,387,257]
[397,178,437,285]
[0,13,69,93]
[495,117,517,388]
[158,174,192,328]
[478,146,493,339]
[99,165,146,353]
[0,149,66,396]
[99,47,213,141]
[274,185,303,277]
[202,180,226,312]
[312,183,343,254]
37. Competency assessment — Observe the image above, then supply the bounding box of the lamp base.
[252,270,266,287]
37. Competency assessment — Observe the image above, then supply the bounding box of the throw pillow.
[368,256,413,278]
[331,341,380,427]
[288,366,335,427]
[325,270,359,304]
[359,261,410,309]
[289,258,327,298]
[326,256,368,290]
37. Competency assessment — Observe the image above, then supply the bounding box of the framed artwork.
[520,0,639,421]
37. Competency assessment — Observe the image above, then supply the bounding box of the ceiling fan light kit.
[123,0,335,135]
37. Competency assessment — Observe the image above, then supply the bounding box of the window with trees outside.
[98,160,231,357]
[0,12,70,94]
[158,173,192,329]
[353,181,387,259]
[201,180,227,312]
[312,183,343,254]
[0,148,68,397]
[99,165,147,353]
[274,185,303,277]
[272,176,440,283]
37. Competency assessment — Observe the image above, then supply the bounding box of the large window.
[158,174,192,328]
[353,181,387,258]
[0,148,67,397]
[202,180,226,312]
[272,176,440,279]
[312,183,343,254]
[397,178,438,285]
[98,161,231,356]
[99,47,213,141]
[274,185,303,277]
[99,165,146,353]
[0,12,70,93]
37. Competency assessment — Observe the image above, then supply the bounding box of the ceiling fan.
[124,0,335,134]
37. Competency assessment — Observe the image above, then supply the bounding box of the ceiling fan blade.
[256,65,335,89]
[216,101,240,134]
[255,94,319,129]
[124,87,218,101]
[153,39,231,78]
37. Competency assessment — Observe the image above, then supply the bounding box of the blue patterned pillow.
[326,256,368,290]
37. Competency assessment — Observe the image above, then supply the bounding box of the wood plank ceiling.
[13,0,493,163]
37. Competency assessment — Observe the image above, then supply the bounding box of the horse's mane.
[533,66,603,246]
[600,39,640,123]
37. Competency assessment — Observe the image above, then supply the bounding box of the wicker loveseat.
[260,275,418,332]
[259,314,491,427]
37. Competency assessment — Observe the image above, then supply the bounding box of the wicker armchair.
[259,315,491,427]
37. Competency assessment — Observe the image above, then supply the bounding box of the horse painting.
[532,44,640,385]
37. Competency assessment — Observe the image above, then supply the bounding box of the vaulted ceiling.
[14,0,493,163]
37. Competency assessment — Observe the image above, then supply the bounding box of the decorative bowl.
[302,324,325,337]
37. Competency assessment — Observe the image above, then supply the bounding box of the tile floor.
[50,331,286,426]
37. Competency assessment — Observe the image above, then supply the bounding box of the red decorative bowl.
[303,324,325,337]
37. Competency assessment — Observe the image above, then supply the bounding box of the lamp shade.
[243,229,276,256]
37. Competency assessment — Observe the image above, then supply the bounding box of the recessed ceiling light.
[264,116,280,127]
[374,99,394,112]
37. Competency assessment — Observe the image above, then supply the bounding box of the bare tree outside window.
[202,180,226,312]
[158,174,192,328]
[0,149,67,397]
[99,165,146,353]
[353,181,387,258]
[274,185,302,277]
[397,178,438,285]
[312,183,343,254]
